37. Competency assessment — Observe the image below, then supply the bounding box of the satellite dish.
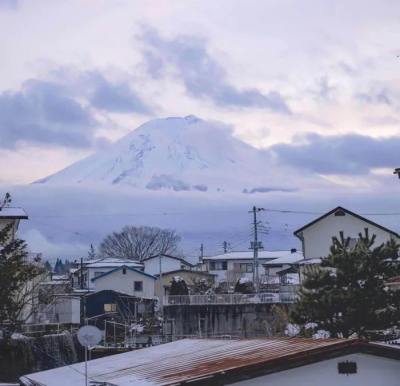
[77,325,102,347]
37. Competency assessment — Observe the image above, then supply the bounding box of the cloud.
[0,79,99,149]
[355,89,392,105]
[271,133,400,175]
[85,72,152,114]
[363,116,399,126]
[138,27,290,114]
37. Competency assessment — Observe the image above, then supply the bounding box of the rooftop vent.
[334,210,345,217]
[291,248,297,253]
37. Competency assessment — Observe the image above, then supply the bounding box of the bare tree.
[188,273,215,294]
[99,226,181,261]
[216,270,244,293]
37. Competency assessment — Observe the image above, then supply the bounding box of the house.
[84,290,156,333]
[201,250,300,283]
[0,206,28,241]
[154,269,217,298]
[263,249,304,277]
[294,206,400,260]
[91,265,158,298]
[21,338,400,386]
[71,258,144,291]
[142,254,194,276]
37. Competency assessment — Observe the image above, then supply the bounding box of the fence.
[164,292,297,306]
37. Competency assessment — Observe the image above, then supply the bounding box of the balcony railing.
[164,292,298,306]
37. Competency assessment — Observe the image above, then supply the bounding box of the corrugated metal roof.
[21,338,355,386]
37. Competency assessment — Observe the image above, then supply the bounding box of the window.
[335,210,345,217]
[234,263,253,273]
[104,303,117,312]
[94,272,104,277]
[338,361,357,375]
[134,281,143,291]
[122,268,127,275]
[209,261,227,271]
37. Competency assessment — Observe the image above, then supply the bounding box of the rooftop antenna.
[77,325,102,386]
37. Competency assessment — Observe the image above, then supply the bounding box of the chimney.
[291,248,297,253]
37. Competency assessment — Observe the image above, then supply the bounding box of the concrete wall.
[164,304,274,337]
[94,269,156,298]
[234,354,400,386]
[301,211,398,259]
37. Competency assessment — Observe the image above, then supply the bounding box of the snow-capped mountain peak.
[34,115,311,193]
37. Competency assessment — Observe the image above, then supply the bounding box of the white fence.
[164,293,297,306]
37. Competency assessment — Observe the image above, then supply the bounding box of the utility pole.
[159,254,163,314]
[249,206,265,290]
[223,241,228,254]
[200,244,204,261]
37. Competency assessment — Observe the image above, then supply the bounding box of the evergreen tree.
[87,244,97,260]
[234,278,255,294]
[169,277,189,295]
[0,194,44,332]
[54,258,60,273]
[44,260,52,271]
[292,229,400,338]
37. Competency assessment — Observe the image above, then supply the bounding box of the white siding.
[235,354,400,386]
[93,269,156,298]
[0,218,18,240]
[54,297,80,324]
[144,256,182,276]
[301,212,398,259]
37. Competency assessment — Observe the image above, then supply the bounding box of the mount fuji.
[34,115,322,193]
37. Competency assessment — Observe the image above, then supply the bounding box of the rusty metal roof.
[22,338,360,386]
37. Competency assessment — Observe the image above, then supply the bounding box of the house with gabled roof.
[91,265,158,298]
[142,254,194,276]
[294,206,400,261]
[71,258,144,291]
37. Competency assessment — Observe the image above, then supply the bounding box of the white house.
[91,265,158,298]
[142,254,194,276]
[0,206,28,240]
[294,206,400,260]
[72,258,144,291]
[202,250,301,282]
[262,250,304,286]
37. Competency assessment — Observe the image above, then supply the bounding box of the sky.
[2,0,400,260]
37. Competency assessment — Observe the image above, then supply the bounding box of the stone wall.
[164,304,274,337]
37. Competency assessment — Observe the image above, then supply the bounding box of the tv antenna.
[77,325,102,386]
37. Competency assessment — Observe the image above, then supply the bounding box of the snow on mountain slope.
[34,115,322,193]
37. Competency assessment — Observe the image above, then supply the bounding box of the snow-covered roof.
[142,254,194,267]
[85,258,144,269]
[0,207,28,219]
[263,251,304,265]
[296,258,322,265]
[203,250,299,261]
[91,265,158,282]
[20,338,354,386]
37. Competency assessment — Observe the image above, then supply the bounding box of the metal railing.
[164,293,298,306]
